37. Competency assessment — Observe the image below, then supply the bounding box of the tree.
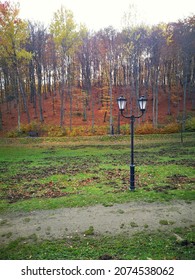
[50,6,79,127]
[98,27,118,134]
[147,25,166,127]
[28,21,47,123]
[172,16,195,130]
[0,1,31,130]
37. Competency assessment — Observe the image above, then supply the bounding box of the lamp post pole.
[130,115,135,191]
[117,96,147,191]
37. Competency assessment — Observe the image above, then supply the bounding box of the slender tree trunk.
[109,65,113,135]
[155,69,159,128]
[43,71,47,99]
[18,73,30,123]
[60,88,65,127]
[182,73,187,132]
[0,108,2,131]
[167,83,171,115]
[17,97,21,131]
[37,63,44,122]
[91,88,95,132]
[60,56,66,127]
[83,92,87,121]
[68,83,72,131]
[52,67,57,115]
[152,68,159,128]
[29,61,37,117]
[152,69,156,127]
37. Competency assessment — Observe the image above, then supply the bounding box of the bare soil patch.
[0,200,194,244]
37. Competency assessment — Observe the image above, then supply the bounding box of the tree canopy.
[0,1,194,132]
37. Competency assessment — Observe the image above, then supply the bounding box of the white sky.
[9,0,195,30]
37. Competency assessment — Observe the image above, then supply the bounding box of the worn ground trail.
[0,200,194,244]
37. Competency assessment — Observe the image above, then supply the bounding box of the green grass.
[0,133,195,213]
[0,133,195,260]
[0,226,194,260]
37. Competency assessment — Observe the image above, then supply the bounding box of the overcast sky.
[9,0,195,30]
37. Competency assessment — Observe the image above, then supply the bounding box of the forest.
[0,1,195,136]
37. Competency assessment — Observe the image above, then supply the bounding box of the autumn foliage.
[0,1,195,136]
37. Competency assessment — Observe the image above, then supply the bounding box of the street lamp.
[117,95,147,191]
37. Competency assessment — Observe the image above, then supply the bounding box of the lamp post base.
[130,164,135,191]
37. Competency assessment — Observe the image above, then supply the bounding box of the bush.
[120,124,130,135]
[134,122,181,135]
[6,129,23,138]
[67,127,85,137]
[20,121,46,136]
[6,121,46,137]
[6,117,194,138]
[47,126,66,137]
[186,117,195,131]
[67,125,108,137]
[135,122,158,134]
[160,122,180,134]
[164,115,176,124]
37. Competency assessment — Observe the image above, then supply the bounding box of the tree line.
[0,1,194,133]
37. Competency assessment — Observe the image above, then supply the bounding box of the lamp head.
[117,96,127,112]
[138,95,147,113]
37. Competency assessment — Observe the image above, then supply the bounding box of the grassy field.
[1,227,195,260]
[0,133,195,212]
[0,133,195,259]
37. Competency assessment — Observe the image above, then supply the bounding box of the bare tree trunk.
[17,97,21,131]
[155,69,159,127]
[182,73,187,132]
[37,63,44,123]
[109,66,113,135]
[91,88,95,132]
[60,88,65,127]
[152,68,159,128]
[18,73,30,123]
[60,62,65,127]
[0,108,2,131]
[167,84,171,115]
[69,84,72,131]
[152,69,156,127]
[29,61,37,117]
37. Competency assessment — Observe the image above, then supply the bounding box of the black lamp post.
[117,95,147,191]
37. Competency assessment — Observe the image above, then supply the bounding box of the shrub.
[120,124,130,135]
[7,121,46,137]
[135,122,158,134]
[160,122,180,134]
[93,126,108,136]
[6,129,23,138]
[20,121,46,136]
[47,126,66,137]
[186,117,195,132]
[67,125,108,137]
[134,122,181,135]
[165,115,176,124]
[67,127,85,137]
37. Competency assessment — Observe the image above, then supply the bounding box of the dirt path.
[0,200,194,244]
